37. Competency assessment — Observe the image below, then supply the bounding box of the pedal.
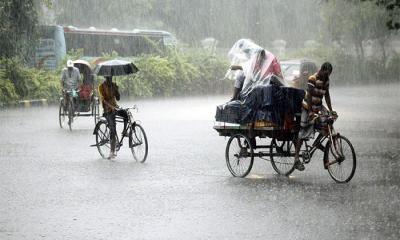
[116,143,122,151]
[301,151,311,164]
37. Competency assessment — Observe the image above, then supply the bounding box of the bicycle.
[93,106,148,162]
[269,111,356,183]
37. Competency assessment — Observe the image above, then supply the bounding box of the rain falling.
[0,0,399,239]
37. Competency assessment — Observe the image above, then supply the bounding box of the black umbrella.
[94,59,139,76]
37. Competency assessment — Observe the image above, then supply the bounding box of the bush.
[0,77,19,107]
[0,57,61,107]
[25,68,61,102]
[114,48,229,98]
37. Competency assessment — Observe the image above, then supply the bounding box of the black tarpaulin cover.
[215,77,305,125]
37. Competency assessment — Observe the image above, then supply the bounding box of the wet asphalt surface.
[0,83,399,240]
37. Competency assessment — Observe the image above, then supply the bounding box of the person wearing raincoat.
[226,39,283,102]
[225,39,285,148]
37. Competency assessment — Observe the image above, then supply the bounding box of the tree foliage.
[113,49,229,97]
[362,0,400,29]
[54,0,323,48]
[0,0,38,61]
[320,0,399,80]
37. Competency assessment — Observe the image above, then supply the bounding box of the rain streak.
[0,1,399,239]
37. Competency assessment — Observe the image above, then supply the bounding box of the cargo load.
[216,39,304,126]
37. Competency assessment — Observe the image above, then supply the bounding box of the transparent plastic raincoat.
[225,39,285,97]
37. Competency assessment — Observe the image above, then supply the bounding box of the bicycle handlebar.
[310,110,338,124]
[115,104,138,112]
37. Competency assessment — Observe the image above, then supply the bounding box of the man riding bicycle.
[98,76,128,159]
[294,62,335,171]
[61,60,81,110]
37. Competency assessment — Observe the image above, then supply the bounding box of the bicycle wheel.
[68,101,74,131]
[325,135,356,183]
[225,134,254,178]
[270,139,296,176]
[95,121,111,159]
[129,124,148,163]
[59,100,67,128]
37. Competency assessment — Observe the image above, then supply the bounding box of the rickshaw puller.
[294,62,335,171]
[61,60,81,109]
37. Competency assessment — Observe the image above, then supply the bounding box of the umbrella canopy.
[94,59,139,76]
[73,59,92,74]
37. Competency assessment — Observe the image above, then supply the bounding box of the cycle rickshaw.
[214,110,356,183]
[215,39,356,183]
[59,60,100,130]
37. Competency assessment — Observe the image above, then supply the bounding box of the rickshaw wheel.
[92,99,100,125]
[225,134,254,178]
[325,135,356,183]
[95,121,111,159]
[129,123,148,163]
[270,139,296,176]
[67,101,74,131]
[59,99,67,128]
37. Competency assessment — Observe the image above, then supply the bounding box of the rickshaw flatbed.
[213,124,297,140]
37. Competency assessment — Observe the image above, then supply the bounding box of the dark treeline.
[52,0,399,49]
[53,0,322,48]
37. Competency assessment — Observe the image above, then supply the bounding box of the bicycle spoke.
[130,125,148,162]
[270,140,296,176]
[226,134,253,177]
[327,136,356,183]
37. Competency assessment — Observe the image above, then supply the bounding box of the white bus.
[35,25,176,70]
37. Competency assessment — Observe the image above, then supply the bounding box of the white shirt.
[61,67,80,90]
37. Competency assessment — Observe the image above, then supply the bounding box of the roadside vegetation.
[0,49,230,107]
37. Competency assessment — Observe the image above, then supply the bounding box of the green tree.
[0,0,38,61]
[321,0,394,80]
[363,0,400,30]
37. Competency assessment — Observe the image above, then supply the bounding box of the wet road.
[1,84,399,240]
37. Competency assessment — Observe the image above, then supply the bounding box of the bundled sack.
[215,100,251,124]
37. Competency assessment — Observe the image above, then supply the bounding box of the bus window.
[63,27,175,58]
[163,34,177,46]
